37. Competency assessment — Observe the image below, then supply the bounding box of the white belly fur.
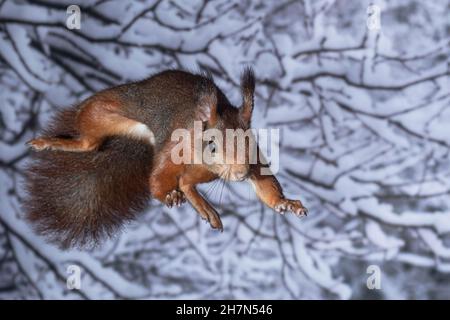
[128,123,156,145]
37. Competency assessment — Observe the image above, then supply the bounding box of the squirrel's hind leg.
[28,96,155,152]
[27,136,98,152]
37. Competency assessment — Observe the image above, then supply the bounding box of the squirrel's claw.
[274,199,308,217]
[27,138,50,151]
[165,190,186,208]
[208,214,223,232]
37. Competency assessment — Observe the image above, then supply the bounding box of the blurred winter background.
[0,0,449,299]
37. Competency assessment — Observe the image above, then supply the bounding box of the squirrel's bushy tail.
[23,108,153,249]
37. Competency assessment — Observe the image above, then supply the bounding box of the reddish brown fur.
[28,93,147,152]
[25,69,307,249]
[24,108,153,249]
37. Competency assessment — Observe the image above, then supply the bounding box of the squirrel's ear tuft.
[240,67,255,125]
[196,77,218,126]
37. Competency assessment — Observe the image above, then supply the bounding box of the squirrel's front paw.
[165,190,186,208]
[274,199,308,217]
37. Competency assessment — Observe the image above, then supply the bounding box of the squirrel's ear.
[239,67,255,125]
[196,78,218,126]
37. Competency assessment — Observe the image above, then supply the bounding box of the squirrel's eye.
[208,140,216,153]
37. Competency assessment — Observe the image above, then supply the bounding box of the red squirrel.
[24,68,308,249]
